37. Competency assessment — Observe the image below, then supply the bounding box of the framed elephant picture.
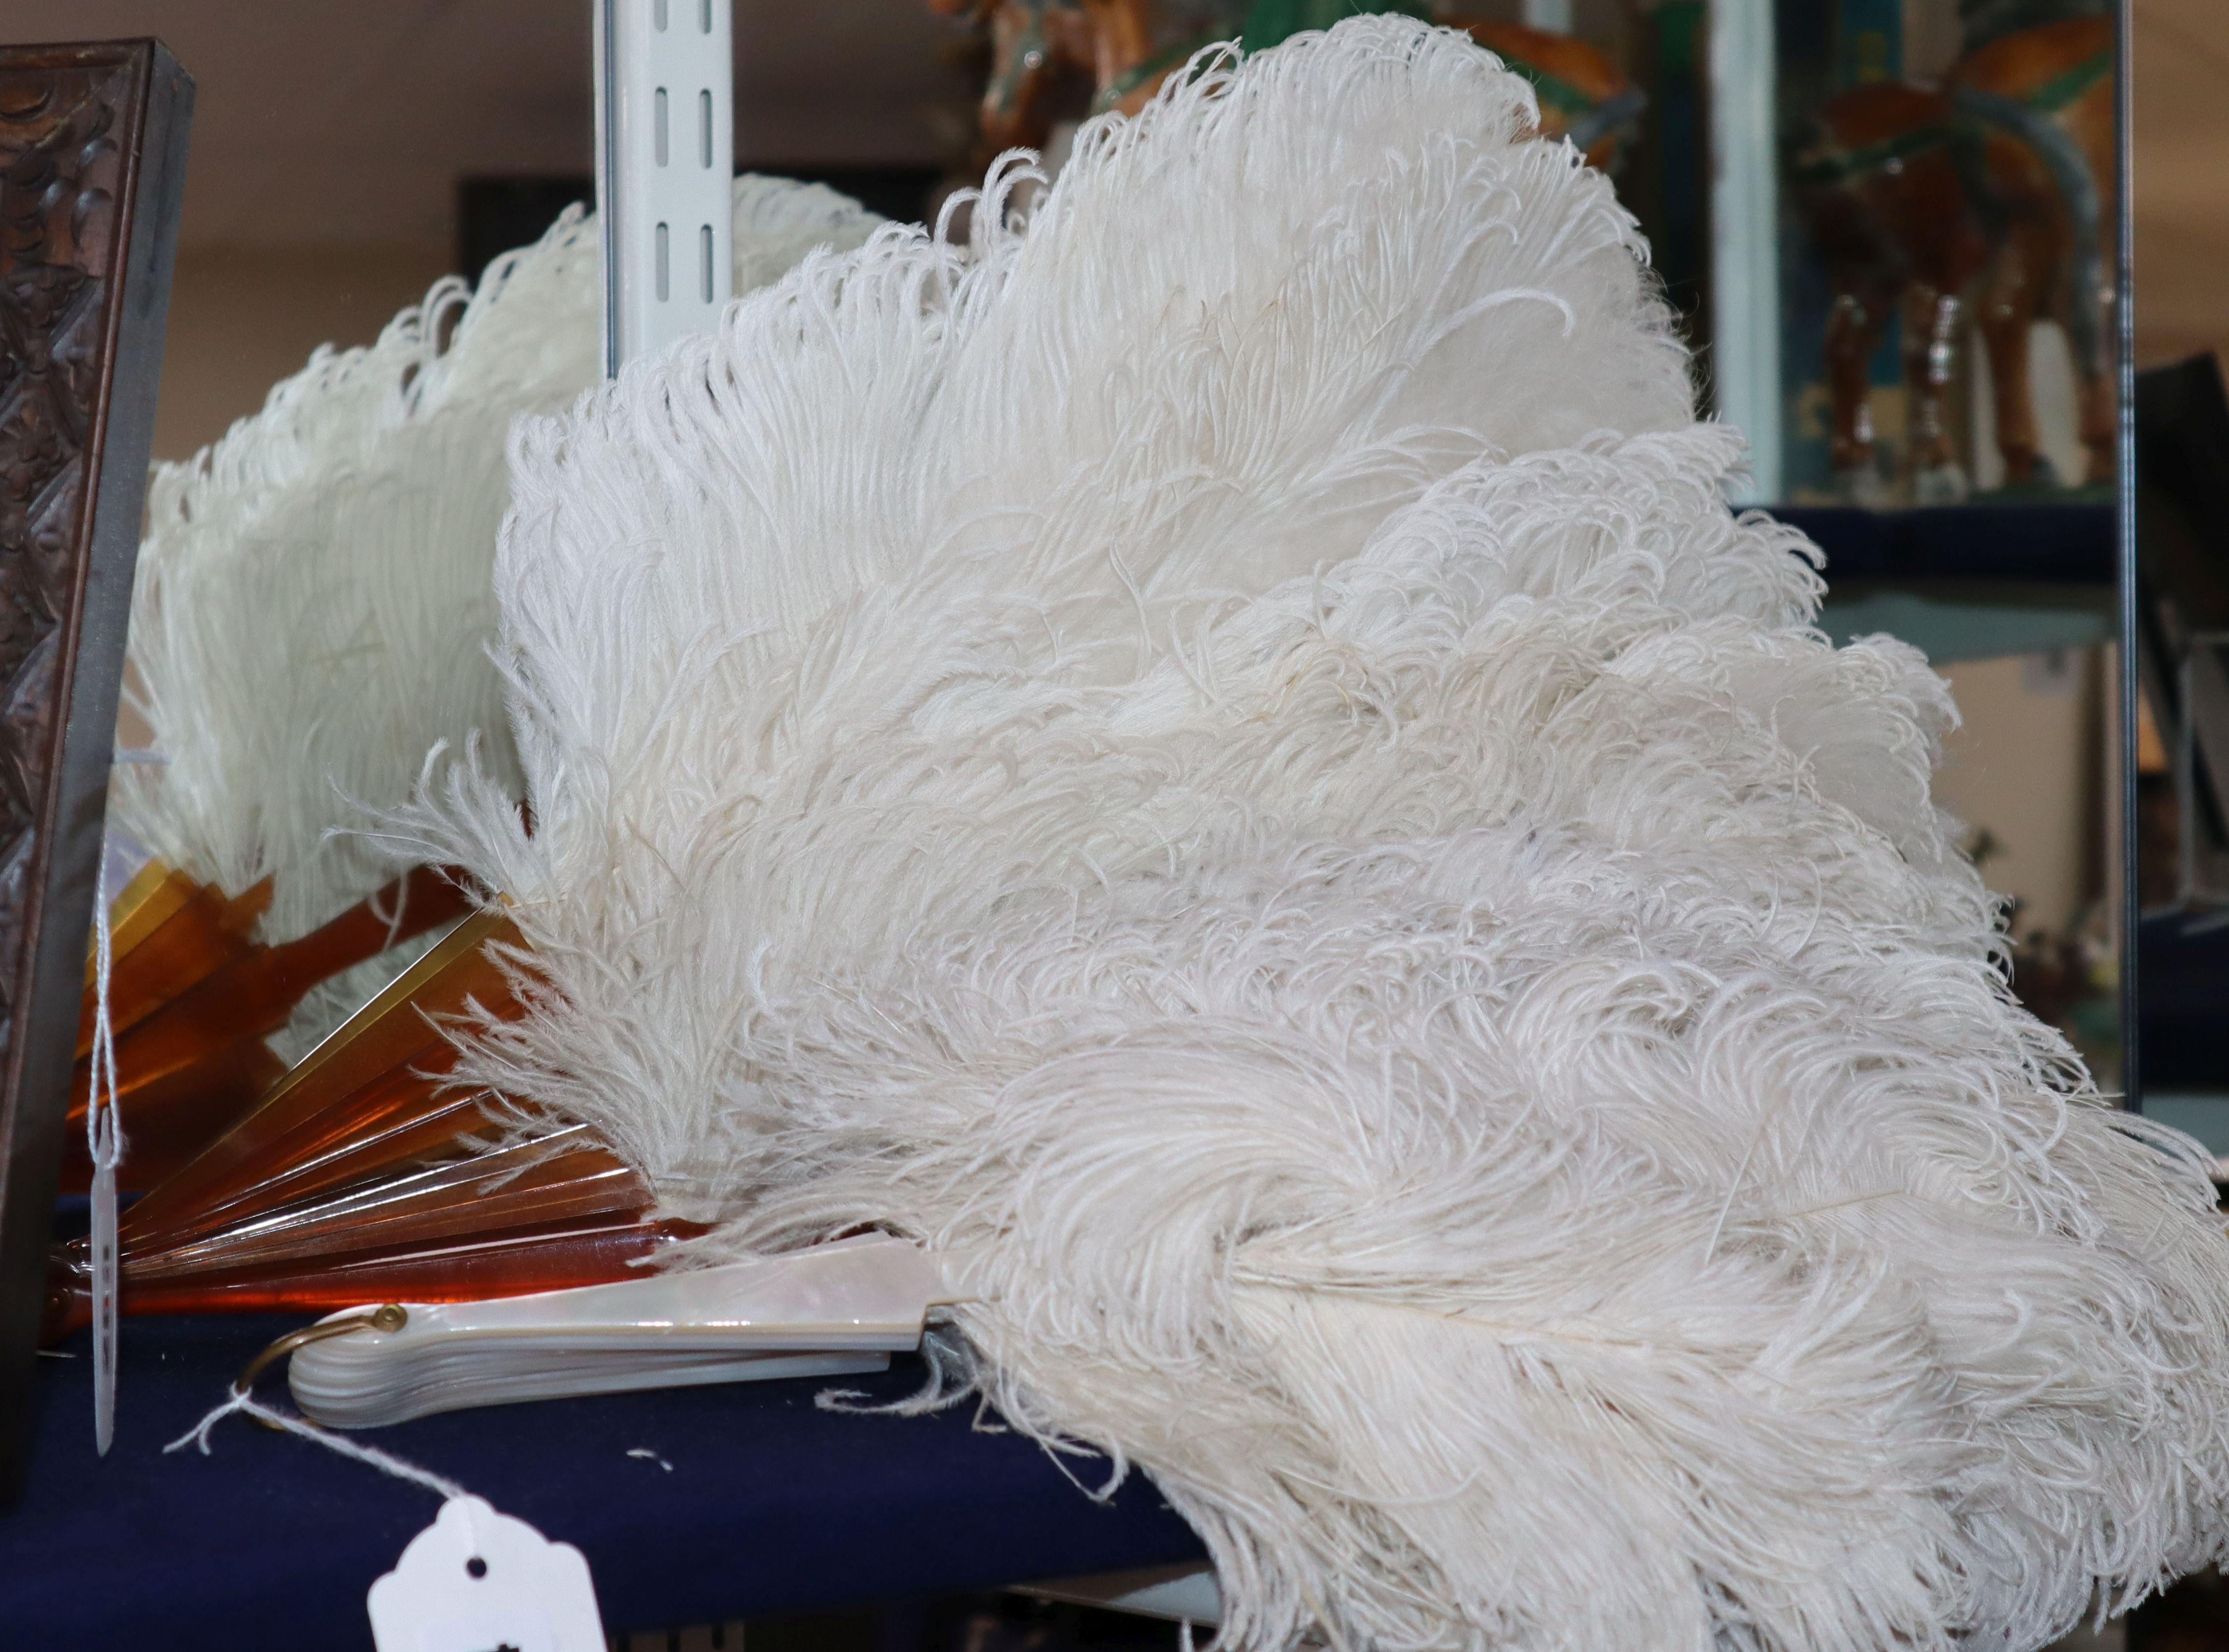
[0,38,191,1497]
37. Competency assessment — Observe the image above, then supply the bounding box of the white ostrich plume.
[398,19,2229,1652]
[114,176,881,1056]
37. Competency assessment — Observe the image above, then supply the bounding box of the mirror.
[2126,0,2229,1178]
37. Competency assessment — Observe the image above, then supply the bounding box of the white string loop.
[165,1385,471,1507]
[87,849,125,1455]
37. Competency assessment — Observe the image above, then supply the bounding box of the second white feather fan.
[115,175,883,1061]
[377,19,2229,1652]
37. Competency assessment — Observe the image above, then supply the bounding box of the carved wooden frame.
[0,39,190,1497]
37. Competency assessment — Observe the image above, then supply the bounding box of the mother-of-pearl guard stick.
[270,1234,953,1429]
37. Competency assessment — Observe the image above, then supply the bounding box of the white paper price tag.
[369,1495,606,1652]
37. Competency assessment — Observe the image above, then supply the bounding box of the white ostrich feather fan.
[397,20,2229,1652]
[113,176,881,1057]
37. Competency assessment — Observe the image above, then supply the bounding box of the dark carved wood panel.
[0,55,132,1052]
[0,39,190,1500]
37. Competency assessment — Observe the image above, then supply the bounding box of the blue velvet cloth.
[0,1314,1204,1649]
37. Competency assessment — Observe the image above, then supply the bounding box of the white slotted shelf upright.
[596,0,735,374]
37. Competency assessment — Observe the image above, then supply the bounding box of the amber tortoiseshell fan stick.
[56,859,474,1194]
[44,905,694,1341]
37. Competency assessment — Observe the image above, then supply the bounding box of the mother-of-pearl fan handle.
[281,1234,949,1429]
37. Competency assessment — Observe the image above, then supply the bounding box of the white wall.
[153,245,453,461]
